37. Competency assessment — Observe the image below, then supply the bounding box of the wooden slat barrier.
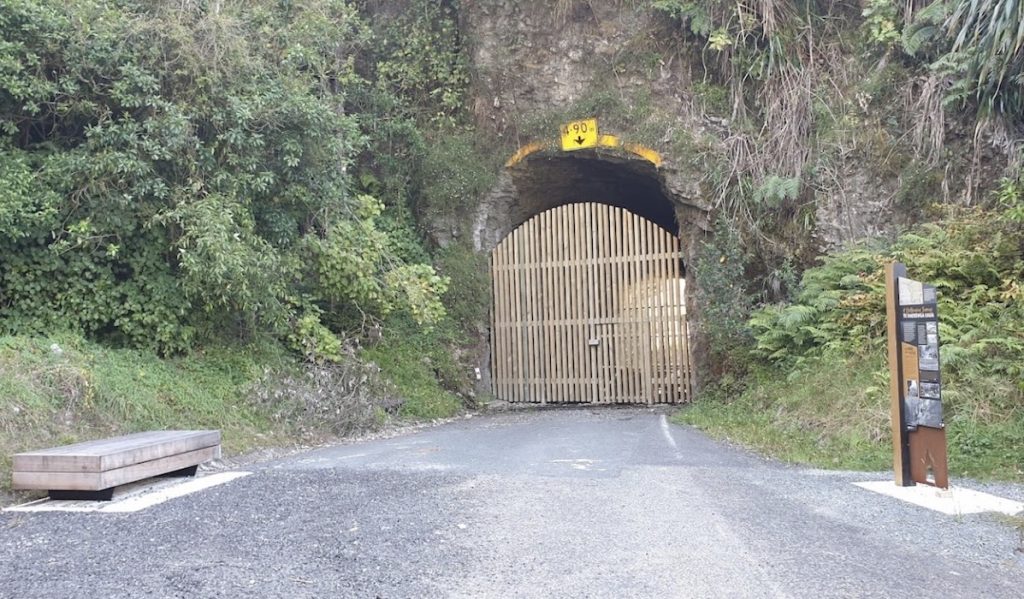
[491,203,692,404]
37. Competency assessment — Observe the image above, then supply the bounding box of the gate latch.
[588,338,601,347]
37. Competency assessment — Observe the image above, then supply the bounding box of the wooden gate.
[490,203,692,404]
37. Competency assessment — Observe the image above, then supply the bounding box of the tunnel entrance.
[490,202,693,405]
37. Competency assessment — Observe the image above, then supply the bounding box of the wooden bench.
[12,430,221,501]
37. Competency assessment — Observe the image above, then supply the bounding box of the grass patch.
[0,334,295,502]
[360,317,464,420]
[0,328,466,505]
[675,351,891,471]
[677,350,1024,481]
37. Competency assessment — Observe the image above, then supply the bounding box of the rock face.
[460,1,723,389]
[433,0,1004,393]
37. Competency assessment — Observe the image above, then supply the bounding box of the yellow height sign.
[560,118,598,151]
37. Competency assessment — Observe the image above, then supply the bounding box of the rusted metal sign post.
[885,262,949,488]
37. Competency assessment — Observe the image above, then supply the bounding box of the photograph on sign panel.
[920,382,941,399]
[898,278,924,306]
[904,396,921,429]
[901,322,918,344]
[905,379,922,428]
[926,322,938,335]
[917,398,943,428]
[919,343,939,371]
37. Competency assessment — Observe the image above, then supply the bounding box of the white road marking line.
[853,480,1024,516]
[100,471,252,513]
[4,471,252,514]
[660,414,678,450]
[550,459,599,471]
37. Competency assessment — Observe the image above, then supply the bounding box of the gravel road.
[1,407,1021,598]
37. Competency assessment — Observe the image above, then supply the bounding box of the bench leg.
[49,488,115,501]
[158,465,199,478]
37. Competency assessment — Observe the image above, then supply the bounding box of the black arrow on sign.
[574,136,586,145]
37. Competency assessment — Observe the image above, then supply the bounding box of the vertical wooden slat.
[536,215,544,401]
[647,218,658,405]
[612,207,624,404]
[549,209,558,404]
[636,214,647,403]
[509,226,520,403]
[625,212,637,403]
[509,227,518,402]
[649,218,660,405]
[576,204,585,404]
[631,211,644,403]
[527,217,539,402]
[606,206,616,404]
[681,306,693,402]
[571,203,582,403]
[562,204,574,403]
[678,256,692,402]
[499,236,509,400]
[649,221,660,402]
[518,226,530,403]
[581,202,589,403]
[660,233,671,403]
[622,209,635,403]
[652,221,665,403]
[540,208,548,401]
[492,238,504,400]
[533,216,544,403]
[585,203,595,403]
[548,209,558,404]
[675,238,689,402]
[582,203,591,403]
[502,232,513,401]
[606,205,616,403]
[593,202,598,403]
[560,205,569,402]
[668,233,679,401]
[660,231,670,403]
[602,202,610,403]
[598,202,614,403]
[507,232,515,401]
[597,203,609,403]
[666,235,681,403]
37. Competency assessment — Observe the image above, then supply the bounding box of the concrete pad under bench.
[13,430,221,500]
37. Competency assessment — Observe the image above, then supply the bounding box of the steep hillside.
[0,0,1021,485]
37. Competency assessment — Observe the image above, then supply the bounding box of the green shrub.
[689,202,1024,480]
[0,0,445,354]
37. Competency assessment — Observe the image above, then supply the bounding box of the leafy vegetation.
[0,333,275,500]
[0,0,448,358]
[0,2,482,508]
[0,330,459,503]
[680,196,1024,480]
[692,217,755,374]
[360,316,465,420]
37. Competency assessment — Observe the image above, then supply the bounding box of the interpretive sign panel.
[885,262,949,488]
[897,278,943,429]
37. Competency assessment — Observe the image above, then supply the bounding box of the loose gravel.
[1,407,1021,598]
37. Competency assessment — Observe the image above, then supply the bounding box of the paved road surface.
[1,408,1022,598]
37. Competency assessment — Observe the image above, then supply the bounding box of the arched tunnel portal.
[472,149,708,404]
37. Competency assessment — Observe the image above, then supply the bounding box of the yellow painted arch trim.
[505,135,662,168]
[624,143,663,168]
[504,141,549,167]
